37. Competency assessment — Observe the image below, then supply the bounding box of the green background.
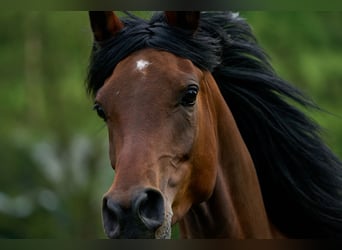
[0,11,341,238]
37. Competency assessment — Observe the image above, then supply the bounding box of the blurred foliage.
[0,11,341,238]
[242,12,342,157]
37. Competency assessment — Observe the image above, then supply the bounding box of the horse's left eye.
[93,103,107,121]
[181,85,199,107]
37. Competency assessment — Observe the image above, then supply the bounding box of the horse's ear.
[165,11,200,33]
[89,11,124,42]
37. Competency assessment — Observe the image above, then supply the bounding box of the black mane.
[87,12,342,237]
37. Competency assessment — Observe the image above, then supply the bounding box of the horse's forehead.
[97,49,201,102]
[119,49,197,76]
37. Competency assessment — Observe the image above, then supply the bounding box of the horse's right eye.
[93,103,107,121]
[180,84,199,107]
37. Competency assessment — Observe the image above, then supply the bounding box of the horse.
[86,11,342,238]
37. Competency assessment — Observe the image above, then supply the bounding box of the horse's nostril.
[133,188,165,231]
[102,189,165,238]
[102,197,121,238]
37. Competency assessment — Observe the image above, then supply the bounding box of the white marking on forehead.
[136,59,151,72]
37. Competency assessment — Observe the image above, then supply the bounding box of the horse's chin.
[155,209,173,239]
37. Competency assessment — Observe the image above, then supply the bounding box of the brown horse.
[86,11,342,238]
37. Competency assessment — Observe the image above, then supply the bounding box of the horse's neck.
[178,73,281,238]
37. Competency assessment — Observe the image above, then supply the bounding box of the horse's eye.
[181,85,199,107]
[93,103,107,121]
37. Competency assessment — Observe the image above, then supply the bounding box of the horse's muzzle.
[102,188,165,238]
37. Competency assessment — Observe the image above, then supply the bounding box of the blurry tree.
[0,12,111,238]
[242,12,342,157]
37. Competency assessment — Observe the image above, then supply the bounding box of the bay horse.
[86,11,342,238]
